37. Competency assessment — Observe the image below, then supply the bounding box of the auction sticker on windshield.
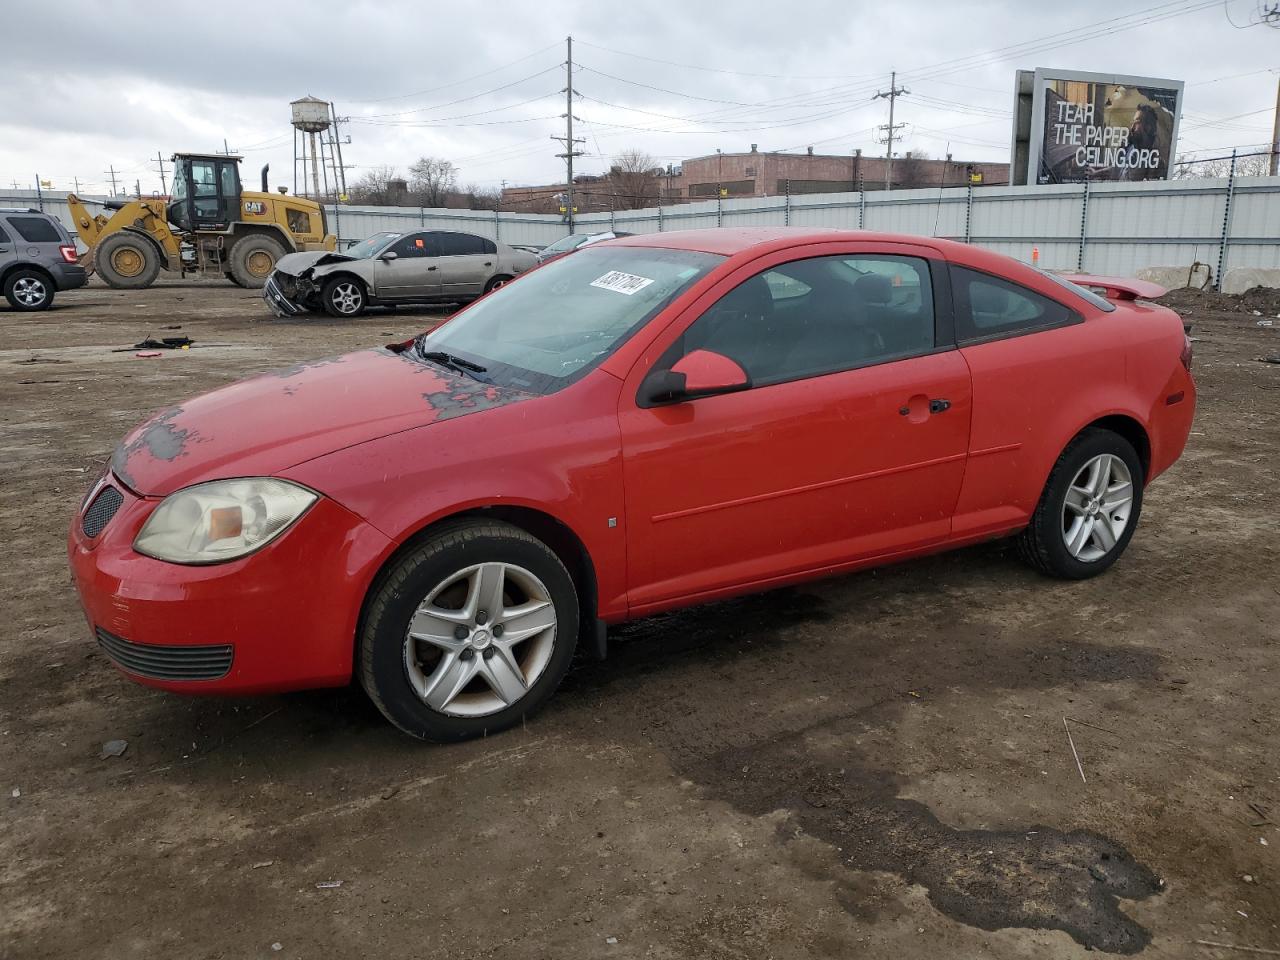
[590,271,655,296]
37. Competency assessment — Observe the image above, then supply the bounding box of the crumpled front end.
[263,270,316,317]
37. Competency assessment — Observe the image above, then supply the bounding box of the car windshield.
[347,232,400,259]
[416,246,723,394]
[541,233,588,255]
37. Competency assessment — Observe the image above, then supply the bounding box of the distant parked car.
[535,230,632,264]
[0,208,87,311]
[263,229,536,318]
[72,228,1195,742]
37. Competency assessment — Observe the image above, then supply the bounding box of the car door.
[435,232,493,299]
[0,219,16,276]
[618,243,973,611]
[373,232,442,300]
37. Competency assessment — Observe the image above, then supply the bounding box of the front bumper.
[68,475,393,695]
[263,271,307,317]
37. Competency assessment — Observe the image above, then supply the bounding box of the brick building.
[500,146,1008,210]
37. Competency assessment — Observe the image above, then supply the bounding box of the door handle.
[427,266,437,271]
[484,261,493,266]
[929,398,951,414]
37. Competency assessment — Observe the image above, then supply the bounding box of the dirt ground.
[0,279,1277,959]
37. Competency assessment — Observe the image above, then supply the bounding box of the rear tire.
[483,274,512,294]
[4,268,55,311]
[228,235,286,288]
[322,276,367,317]
[359,520,579,742]
[1017,428,1144,580]
[95,232,161,289]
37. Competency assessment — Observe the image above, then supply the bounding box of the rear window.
[7,216,63,243]
[1043,272,1117,312]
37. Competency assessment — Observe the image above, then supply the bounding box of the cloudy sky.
[1,0,1276,198]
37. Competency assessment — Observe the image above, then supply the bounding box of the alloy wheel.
[403,562,557,717]
[330,282,363,315]
[13,277,47,307]
[1061,453,1134,562]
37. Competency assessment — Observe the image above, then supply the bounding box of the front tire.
[322,276,367,317]
[1018,428,1144,579]
[4,269,54,311]
[228,235,286,288]
[359,520,579,741]
[95,232,161,289]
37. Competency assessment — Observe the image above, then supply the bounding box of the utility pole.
[874,71,909,191]
[551,35,585,230]
[329,101,349,200]
[154,152,168,194]
[1270,75,1280,177]
[105,165,120,197]
[73,177,81,193]
[134,179,142,198]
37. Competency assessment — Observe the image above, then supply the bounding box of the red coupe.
[69,229,1195,741]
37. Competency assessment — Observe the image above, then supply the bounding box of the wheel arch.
[354,504,600,671]
[228,222,296,251]
[1077,413,1152,481]
[1,261,55,291]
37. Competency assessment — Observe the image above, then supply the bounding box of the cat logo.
[243,200,266,215]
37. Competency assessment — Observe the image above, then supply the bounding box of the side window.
[8,216,62,243]
[953,266,1078,342]
[286,209,311,234]
[437,232,485,256]
[389,233,437,258]
[481,237,497,255]
[0,221,9,243]
[675,254,936,387]
[218,162,238,198]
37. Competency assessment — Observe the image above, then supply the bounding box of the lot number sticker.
[590,271,655,296]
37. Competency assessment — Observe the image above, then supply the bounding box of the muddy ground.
[0,279,1277,959]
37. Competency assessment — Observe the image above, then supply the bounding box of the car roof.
[609,226,962,256]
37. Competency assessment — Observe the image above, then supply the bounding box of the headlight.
[134,478,317,564]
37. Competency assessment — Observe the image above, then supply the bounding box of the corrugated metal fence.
[6,174,1277,289]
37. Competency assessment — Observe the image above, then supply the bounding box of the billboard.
[1011,69,1184,186]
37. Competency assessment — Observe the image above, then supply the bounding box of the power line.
[346,42,562,104]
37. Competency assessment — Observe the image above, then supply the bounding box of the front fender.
[277,371,628,619]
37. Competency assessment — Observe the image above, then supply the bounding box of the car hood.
[274,250,357,276]
[110,348,536,497]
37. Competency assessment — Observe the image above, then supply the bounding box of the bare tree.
[896,150,931,189]
[1174,152,1272,179]
[608,149,660,210]
[409,157,458,208]
[348,165,400,205]
[462,183,503,211]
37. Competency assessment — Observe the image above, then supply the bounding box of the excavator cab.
[168,154,242,233]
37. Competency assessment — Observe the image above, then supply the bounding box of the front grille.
[95,627,233,681]
[82,486,123,538]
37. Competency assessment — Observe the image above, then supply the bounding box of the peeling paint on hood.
[110,349,534,497]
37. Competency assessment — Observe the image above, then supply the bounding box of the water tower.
[291,95,332,199]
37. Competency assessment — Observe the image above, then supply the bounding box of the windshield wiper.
[416,345,492,382]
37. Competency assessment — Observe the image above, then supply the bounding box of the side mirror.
[380,250,398,261]
[640,349,750,406]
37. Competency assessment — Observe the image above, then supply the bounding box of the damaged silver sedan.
[264,229,537,318]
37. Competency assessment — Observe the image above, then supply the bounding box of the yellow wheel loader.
[67,154,336,290]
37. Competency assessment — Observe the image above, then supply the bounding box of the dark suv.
[0,209,87,310]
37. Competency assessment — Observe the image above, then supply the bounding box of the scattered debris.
[15,356,69,365]
[251,860,275,870]
[133,336,194,350]
[10,787,19,798]
[1063,717,1087,784]
[1261,838,1269,846]
[271,943,283,952]
[380,785,400,800]
[315,880,343,889]
[1193,940,1280,956]
[134,351,162,359]
[606,936,618,945]
[99,739,128,760]
[1258,356,1280,365]
[1243,874,1254,883]
[1247,802,1273,825]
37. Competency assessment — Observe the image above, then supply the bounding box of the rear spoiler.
[1060,274,1166,302]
